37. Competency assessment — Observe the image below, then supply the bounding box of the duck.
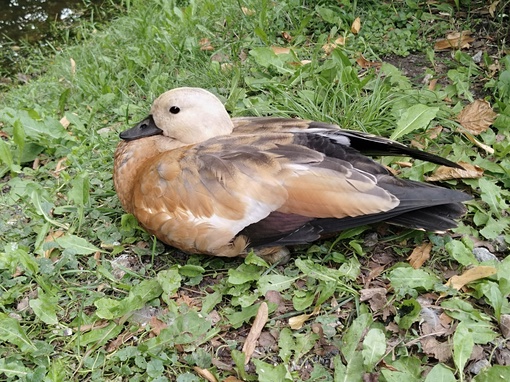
[113,87,471,262]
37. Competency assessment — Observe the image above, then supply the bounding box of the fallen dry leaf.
[241,7,255,16]
[425,161,484,182]
[322,36,346,54]
[457,99,497,135]
[289,305,321,330]
[407,243,432,269]
[489,1,500,17]
[224,377,243,382]
[60,116,70,129]
[70,57,76,75]
[351,17,361,34]
[394,161,413,168]
[428,78,438,91]
[271,46,291,55]
[360,288,388,312]
[434,31,474,51]
[44,230,65,258]
[500,314,510,339]
[193,367,217,382]
[149,316,167,336]
[421,336,452,362]
[445,265,498,291]
[242,302,268,364]
[199,38,214,51]
[282,31,292,42]
[356,54,382,69]
[462,131,495,154]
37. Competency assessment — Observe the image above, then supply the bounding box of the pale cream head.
[150,87,234,144]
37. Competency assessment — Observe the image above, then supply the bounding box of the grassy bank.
[1,0,510,380]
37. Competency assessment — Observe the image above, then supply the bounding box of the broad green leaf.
[390,104,439,140]
[79,322,123,347]
[157,268,182,303]
[0,243,39,275]
[295,258,359,284]
[56,234,100,255]
[294,331,319,360]
[0,358,30,379]
[146,358,164,378]
[145,310,211,353]
[424,364,456,382]
[362,328,386,370]
[0,313,37,353]
[226,303,262,329]
[278,328,294,363]
[231,349,250,381]
[258,274,297,295]
[480,217,510,240]
[473,365,510,381]
[479,281,507,321]
[396,299,421,330]
[201,290,222,314]
[381,356,422,382]
[12,119,25,164]
[479,178,508,215]
[341,313,372,362]
[0,139,19,173]
[334,352,364,382]
[445,239,478,266]
[253,359,292,382]
[68,172,90,206]
[130,279,163,302]
[389,266,440,293]
[29,288,59,325]
[228,264,263,285]
[179,264,205,277]
[453,321,474,374]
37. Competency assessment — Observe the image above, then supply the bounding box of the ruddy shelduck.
[114,87,470,261]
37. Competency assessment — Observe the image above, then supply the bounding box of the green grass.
[1,0,510,381]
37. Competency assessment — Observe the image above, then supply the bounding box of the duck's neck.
[113,136,185,213]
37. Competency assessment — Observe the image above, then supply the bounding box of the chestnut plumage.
[113,87,470,259]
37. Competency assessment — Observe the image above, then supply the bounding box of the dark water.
[0,0,103,44]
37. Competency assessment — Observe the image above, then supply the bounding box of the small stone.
[468,359,490,375]
[473,247,498,262]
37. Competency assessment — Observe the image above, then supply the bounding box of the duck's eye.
[169,106,180,114]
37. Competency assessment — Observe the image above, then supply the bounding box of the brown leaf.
[70,58,76,75]
[351,17,361,34]
[289,305,320,330]
[489,1,500,17]
[44,230,65,258]
[425,161,484,181]
[149,316,167,336]
[457,99,497,135]
[282,31,292,42]
[434,31,474,51]
[407,243,432,269]
[500,314,510,339]
[428,78,438,91]
[199,38,214,51]
[445,265,498,290]
[322,36,345,54]
[271,46,291,55]
[242,302,268,364]
[224,377,243,382]
[241,7,255,16]
[193,367,217,382]
[60,116,70,129]
[421,337,452,362]
[360,288,388,312]
[356,54,382,69]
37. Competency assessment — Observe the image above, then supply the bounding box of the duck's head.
[119,87,234,144]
